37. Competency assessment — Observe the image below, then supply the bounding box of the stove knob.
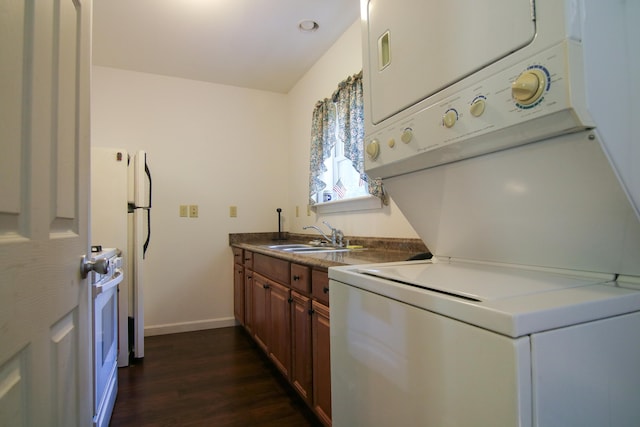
[366,139,380,160]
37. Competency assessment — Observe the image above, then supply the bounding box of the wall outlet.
[189,205,199,218]
[229,206,237,218]
[179,205,188,217]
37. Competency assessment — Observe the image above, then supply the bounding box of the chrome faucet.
[302,222,344,247]
[323,221,344,247]
[302,225,333,245]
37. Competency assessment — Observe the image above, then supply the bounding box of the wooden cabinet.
[312,294,331,425]
[243,268,254,333]
[312,269,330,306]
[251,272,269,352]
[268,280,291,377]
[291,263,311,294]
[231,248,332,426]
[233,262,245,324]
[233,248,245,325]
[291,291,312,403]
[251,272,292,377]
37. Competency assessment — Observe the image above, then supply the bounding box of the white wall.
[92,66,289,334]
[91,20,417,335]
[286,21,418,238]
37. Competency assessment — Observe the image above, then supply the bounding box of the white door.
[0,0,93,426]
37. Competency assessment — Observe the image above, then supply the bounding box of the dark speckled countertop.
[230,232,430,270]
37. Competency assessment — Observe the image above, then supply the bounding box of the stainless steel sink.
[266,244,315,250]
[265,244,350,253]
[287,246,351,253]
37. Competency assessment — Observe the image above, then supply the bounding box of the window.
[308,71,385,210]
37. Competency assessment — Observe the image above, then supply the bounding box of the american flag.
[333,178,347,199]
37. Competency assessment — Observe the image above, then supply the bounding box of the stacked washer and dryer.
[329,1,640,426]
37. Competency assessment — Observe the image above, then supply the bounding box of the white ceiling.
[92,0,360,94]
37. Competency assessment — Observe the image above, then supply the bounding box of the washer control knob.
[366,139,380,160]
[387,138,396,148]
[470,98,486,117]
[443,109,457,128]
[512,69,546,105]
[400,128,413,143]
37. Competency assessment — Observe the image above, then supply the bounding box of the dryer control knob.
[401,128,413,143]
[512,69,546,105]
[366,140,380,160]
[443,110,457,128]
[470,98,486,117]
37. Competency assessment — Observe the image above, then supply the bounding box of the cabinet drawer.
[232,247,243,264]
[291,263,311,294]
[254,253,290,284]
[243,250,254,268]
[311,269,330,306]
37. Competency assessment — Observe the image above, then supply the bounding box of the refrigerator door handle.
[144,161,152,208]
[143,208,151,259]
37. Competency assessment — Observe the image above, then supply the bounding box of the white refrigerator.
[91,147,151,366]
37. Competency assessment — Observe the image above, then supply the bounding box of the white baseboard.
[144,317,238,336]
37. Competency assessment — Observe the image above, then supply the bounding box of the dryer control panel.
[365,41,594,179]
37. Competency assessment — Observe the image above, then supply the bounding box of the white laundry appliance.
[329,1,640,426]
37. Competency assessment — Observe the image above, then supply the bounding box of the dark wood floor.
[109,327,323,427]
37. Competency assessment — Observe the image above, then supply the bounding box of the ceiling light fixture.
[298,20,319,32]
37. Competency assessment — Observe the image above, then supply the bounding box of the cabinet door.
[243,250,254,269]
[291,263,311,294]
[244,268,254,333]
[233,264,245,324]
[252,273,269,352]
[268,281,291,378]
[232,247,243,264]
[313,301,332,426]
[312,269,330,306]
[291,291,313,403]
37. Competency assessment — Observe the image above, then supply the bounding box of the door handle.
[80,255,108,279]
[93,271,123,297]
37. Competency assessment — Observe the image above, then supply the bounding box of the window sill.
[313,195,382,214]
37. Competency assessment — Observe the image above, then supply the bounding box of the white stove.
[90,247,122,427]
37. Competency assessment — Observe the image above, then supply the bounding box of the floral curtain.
[308,71,386,205]
[308,98,335,202]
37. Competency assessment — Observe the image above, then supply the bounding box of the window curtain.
[308,71,386,205]
[308,98,336,203]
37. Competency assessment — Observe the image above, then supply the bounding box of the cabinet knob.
[288,297,293,303]
[323,287,329,294]
[263,283,270,289]
[293,275,300,281]
[308,309,315,315]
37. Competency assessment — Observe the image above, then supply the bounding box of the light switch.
[229,206,237,218]
[295,206,299,217]
[307,205,311,216]
[179,205,188,217]
[189,205,199,218]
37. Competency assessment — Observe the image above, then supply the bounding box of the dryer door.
[364,0,535,124]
